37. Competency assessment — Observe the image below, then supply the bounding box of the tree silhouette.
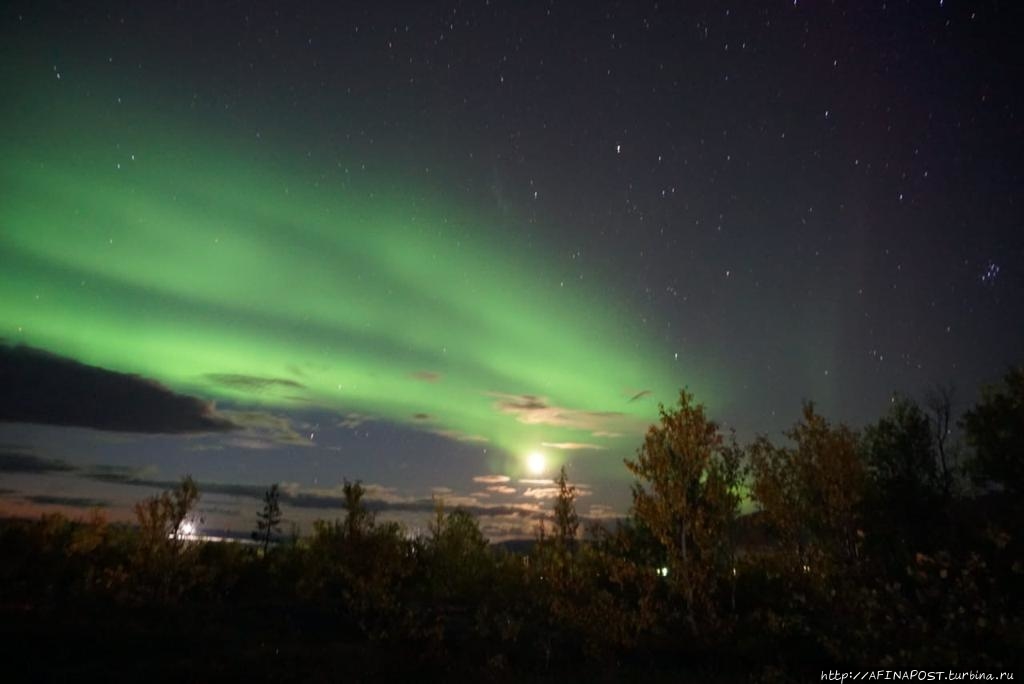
[552,465,579,550]
[624,390,743,635]
[862,395,938,502]
[750,403,865,574]
[132,475,200,600]
[253,483,283,554]
[962,366,1024,495]
[427,499,490,600]
[134,474,199,553]
[342,478,373,540]
[861,395,943,552]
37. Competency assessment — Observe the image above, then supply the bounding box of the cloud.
[627,389,652,403]
[412,413,431,421]
[489,391,635,432]
[204,374,305,392]
[338,412,371,429]
[218,410,312,448]
[54,466,556,538]
[187,443,225,452]
[24,494,110,508]
[197,505,241,517]
[0,447,75,474]
[518,478,554,485]
[431,429,489,444]
[592,431,623,438]
[410,370,442,382]
[119,475,543,520]
[492,393,548,412]
[541,441,605,450]
[522,487,561,499]
[280,490,540,518]
[585,504,622,521]
[78,463,152,484]
[472,474,511,484]
[0,344,235,434]
[80,464,270,501]
[522,484,592,500]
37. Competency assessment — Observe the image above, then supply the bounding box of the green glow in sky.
[0,78,710,476]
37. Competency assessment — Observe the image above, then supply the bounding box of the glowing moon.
[526,451,547,475]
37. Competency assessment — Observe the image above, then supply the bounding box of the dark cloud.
[24,494,109,508]
[492,393,548,411]
[412,413,431,421]
[78,463,143,484]
[0,344,235,434]
[81,466,268,500]
[204,373,305,391]
[0,448,75,474]
[628,389,652,403]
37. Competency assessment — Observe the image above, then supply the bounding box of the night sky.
[1,1,1021,539]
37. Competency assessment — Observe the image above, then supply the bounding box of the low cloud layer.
[0,447,76,474]
[24,494,110,508]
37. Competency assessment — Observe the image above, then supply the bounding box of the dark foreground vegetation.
[2,368,1022,681]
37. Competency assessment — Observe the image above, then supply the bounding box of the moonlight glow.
[526,451,547,476]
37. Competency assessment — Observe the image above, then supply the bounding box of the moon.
[526,451,547,475]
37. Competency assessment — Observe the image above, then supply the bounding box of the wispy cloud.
[431,429,489,444]
[522,487,561,499]
[409,370,442,383]
[219,410,313,448]
[541,441,605,450]
[338,412,372,429]
[486,485,516,495]
[472,474,511,484]
[586,504,623,521]
[489,391,642,434]
[204,373,305,392]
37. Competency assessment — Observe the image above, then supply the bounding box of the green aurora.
[1,74,717,477]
